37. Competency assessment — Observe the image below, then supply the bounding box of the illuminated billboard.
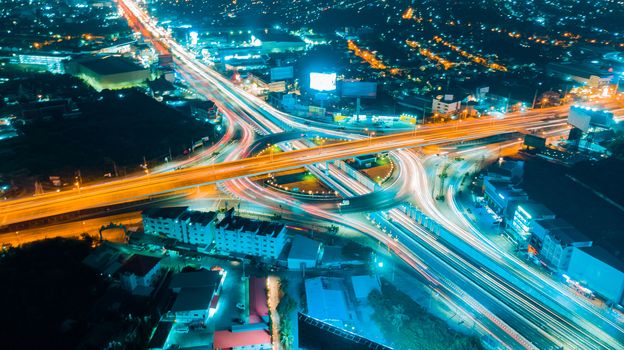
[341,81,377,98]
[310,72,336,91]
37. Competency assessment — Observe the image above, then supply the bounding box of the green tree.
[390,304,410,331]
[280,320,294,349]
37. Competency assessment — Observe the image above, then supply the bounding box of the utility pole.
[532,88,539,109]
[34,181,44,195]
[113,161,119,177]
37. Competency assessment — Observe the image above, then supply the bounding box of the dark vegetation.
[368,279,483,350]
[0,73,215,186]
[0,238,155,350]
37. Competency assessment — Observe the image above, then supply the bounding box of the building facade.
[537,219,592,271]
[432,94,461,115]
[142,207,217,248]
[215,209,287,259]
[142,207,286,259]
[567,246,624,305]
[18,53,71,74]
[118,254,162,294]
[509,201,555,246]
[483,177,528,220]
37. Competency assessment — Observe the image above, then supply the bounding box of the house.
[287,235,322,270]
[118,254,162,295]
[169,269,226,323]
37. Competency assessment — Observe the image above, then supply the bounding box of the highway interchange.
[2,0,624,348]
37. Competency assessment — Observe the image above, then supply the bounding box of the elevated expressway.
[0,111,574,227]
[4,0,622,348]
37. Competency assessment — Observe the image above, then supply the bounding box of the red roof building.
[213,329,271,350]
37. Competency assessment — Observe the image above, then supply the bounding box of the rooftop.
[77,55,146,76]
[321,245,343,265]
[288,235,321,262]
[213,329,271,349]
[117,254,160,277]
[516,201,555,219]
[169,269,223,290]
[305,277,350,326]
[485,177,527,198]
[217,210,284,237]
[298,313,392,350]
[350,275,380,300]
[143,206,188,220]
[147,321,173,349]
[536,218,591,245]
[579,245,624,272]
[170,287,216,312]
[179,210,218,225]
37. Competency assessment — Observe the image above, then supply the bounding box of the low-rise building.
[82,242,126,277]
[486,159,524,182]
[67,55,149,91]
[509,201,555,246]
[142,207,218,249]
[169,269,225,323]
[304,276,353,328]
[287,235,322,270]
[142,207,190,242]
[17,53,71,74]
[567,245,624,305]
[432,94,461,115]
[170,287,219,323]
[213,329,271,350]
[215,208,287,259]
[483,177,529,220]
[350,275,380,303]
[535,219,592,271]
[143,207,286,259]
[118,254,162,295]
[546,62,614,87]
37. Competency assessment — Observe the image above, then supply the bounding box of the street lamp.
[267,143,274,162]
[367,130,375,145]
[412,122,420,136]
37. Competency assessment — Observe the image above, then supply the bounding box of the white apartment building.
[142,207,287,259]
[215,209,287,259]
[142,207,217,248]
